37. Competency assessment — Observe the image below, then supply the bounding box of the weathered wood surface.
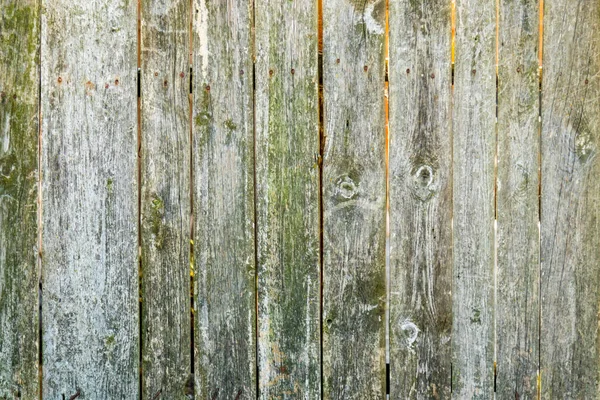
[40,0,139,398]
[451,0,496,396]
[192,0,256,397]
[140,1,191,398]
[255,0,320,397]
[540,0,600,397]
[388,0,452,396]
[0,0,40,398]
[322,0,387,397]
[496,0,540,397]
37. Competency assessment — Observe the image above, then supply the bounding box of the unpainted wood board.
[41,0,139,397]
[255,0,321,397]
[496,0,540,397]
[540,0,600,397]
[192,0,256,397]
[388,0,453,397]
[0,0,40,398]
[322,0,387,397]
[451,0,496,396]
[140,1,192,398]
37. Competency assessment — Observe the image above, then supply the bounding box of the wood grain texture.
[192,0,256,397]
[0,1,40,397]
[451,0,496,396]
[255,0,320,397]
[322,0,387,397]
[540,0,600,397]
[388,0,452,397]
[41,0,139,398]
[140,1,191,398]
[496,0,540,397]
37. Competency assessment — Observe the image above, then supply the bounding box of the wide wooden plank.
[255,0,320,397]
[388,0,453,396]
[496,0,540,397]
[192,0,256,397]
[540,0,600,397]
[451,0,496,396]
[140,1,191,398]
[0,1,40,397]
[322,0,387,397]
[41,0,139,397]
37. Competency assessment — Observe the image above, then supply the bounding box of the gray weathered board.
[540,0,600,397]
[192,0,256,397]
[140,0,191,399]
[322,0,387,398]
[451,0,496,397]
[0,0,40,398]
[3,0,600,398]
[496,0,540,397]
[388,0,453,397]
[40,0,139,398]
[254,0,321,397]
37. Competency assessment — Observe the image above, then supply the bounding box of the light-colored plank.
[451,0,496,396]
[322,0,387,397]
[496,0,540,397]
[540,0,600,397]
[192,0,256,397]
[140,1,191,398]
[255,0,320,397]
[0,0,40,397]
[40,0,139,397]
[388,0,453,396]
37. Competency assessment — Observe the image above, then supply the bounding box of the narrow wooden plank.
[140,1,191,398]
[322,0,387,397]
[388,0,453,396]
[540,0,600,397]
[41,0,139,397]
[451,0,496,396]
[496,0,540,397]
[255,0,320,397]
[0,1,40,397]
[192,0,256,397]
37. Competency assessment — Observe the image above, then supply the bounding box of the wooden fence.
[0,0,598,398]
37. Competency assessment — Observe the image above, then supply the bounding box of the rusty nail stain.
[406,68,410,74]
[363,65,368,72]
[336,58,340,64]
[68,389,81,400]
[205,85,210,91]
[114,79,119,85]
[240,69,244,75]
[12,94,17,99]
[430,73,435,79]
[180,72,185,78]
[105,83,109,89]
[472,69,476,75]
[269,69,274,76]
[154,72,158,77]
[585,79,589,84]
[279,365,287,373]
[58,77,63,83]
[152,389,162,400]
[291,68,295,75]
[163,80,168,87]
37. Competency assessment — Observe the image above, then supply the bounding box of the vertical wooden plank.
[540,0,600,397]
[496,0,540,397]
[255,0,320,397]
[322,0,387,397]
[388,0,453,396]
[0,0,40,397]
[41,0,139,398]
[452,0,496,396]
[192,0,256,397]
[140,1,191,398]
